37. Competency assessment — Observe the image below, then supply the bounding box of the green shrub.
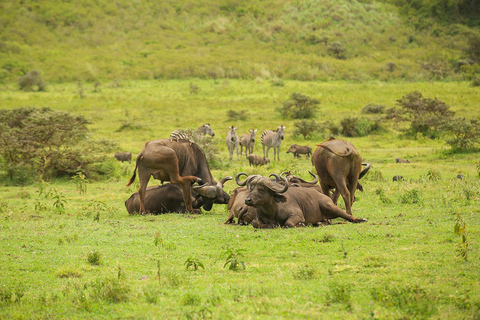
[292,119,324,139]
[399,189,423,204]
[18,70,46,92]
[293,265,317,280]
[278,92,320,119]
[226,109,249,121]
[361,104,386,114]
[0,107,117,182]
[443,117,480,150]
[92,277,130,303]
[87,250,102,265]
[327,42,346,60]
[395,91,454,138]
[325,283,352,311]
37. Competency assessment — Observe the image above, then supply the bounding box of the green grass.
[0,79,479,318]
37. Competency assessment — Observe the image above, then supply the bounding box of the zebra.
[239,128,257,157]
[169,123,215,144]
[225,126,239,161]
[261,125,286,161]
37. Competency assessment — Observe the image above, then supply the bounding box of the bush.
[340,117,383,137]
[327,42,346,60]
[277,92,320,119]
[362,104,386,114]
[226,109,249,121]
[0,107,117,182]
[292,119,324,139]
[443,117,480,150]
[18,70,46,91]
[395,91,454,138]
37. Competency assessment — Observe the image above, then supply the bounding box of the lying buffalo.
[312,139,370,215]
[127,139,228,214]
[225,172,320,225]
[125,178,231,214]
[235,173,367,228]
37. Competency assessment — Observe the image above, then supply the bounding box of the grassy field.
[0,80,479,319]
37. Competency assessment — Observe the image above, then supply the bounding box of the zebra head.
[249,128,257,143]
[276,125,286,141]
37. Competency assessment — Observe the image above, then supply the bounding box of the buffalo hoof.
[353,218,367,223]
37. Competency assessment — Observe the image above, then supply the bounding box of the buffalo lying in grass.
[234,173,367,228]
[127,139,227,214]
[125,177,231,214]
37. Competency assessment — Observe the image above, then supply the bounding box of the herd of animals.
[115,123,417,228]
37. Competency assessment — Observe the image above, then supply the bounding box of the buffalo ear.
[273,194,287,203]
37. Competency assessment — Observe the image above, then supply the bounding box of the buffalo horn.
[306,171,319,184]
[264,176,289,194]
[192,183,218,198]
[235,172,249,186]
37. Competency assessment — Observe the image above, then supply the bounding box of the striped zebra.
[261,125,286,161]
[169,124,215,144]
[225,126,239,161]
[169,129,195,144]
[239,128,257,157]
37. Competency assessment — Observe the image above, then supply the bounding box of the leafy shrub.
[340,117,383,137]
[361,104,386,114]
[472,75,480,87]
[226,109,249,121]
[0,107,117,182]
[442,117,480,150]
[327,42,346,60]
[395,91,454,138]
[399,189,423,204]
[87,250,102,265]
[92,277,130,303]
[278,92,320,119]
[189,82,200,94]
[223,248,246,271]
[18,70,46,91]
[185,257,205,271]
[426,168,441,181]
[292,119,323,139]
[376,188,392,204]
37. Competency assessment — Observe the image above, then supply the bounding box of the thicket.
[278,92,320,119]
[292,120,323,139]
[0,107,116,183]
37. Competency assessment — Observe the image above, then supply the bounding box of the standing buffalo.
[286,144,312,159]
[247,154,270,166]
[236,173,367,228]
[126,140,227,214]
[261,125,286,161]
[125,177,231,215]
[312,139,370,215]
[239,128,257,157]
[115,152,132,163]
[226,126,240,161]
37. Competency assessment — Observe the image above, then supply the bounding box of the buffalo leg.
[335,180,352,215]
[284,214,305,228]
[320,182,332,199]
[137,169,152,215]
[319,199,366,223]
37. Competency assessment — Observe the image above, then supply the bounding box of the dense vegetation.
[1,0,479,83]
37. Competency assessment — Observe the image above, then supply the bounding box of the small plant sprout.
[72,172,88,194]
[223,248,246,271]
[87,250,102,265]
[454,213,468,261]
[184,257,205,271]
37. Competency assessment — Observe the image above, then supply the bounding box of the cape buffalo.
[312,139,370,215]
[286,144,312,159]
[125,178,231,215]
[225,171,320,225]
[126,139,226,214]
[235,173,366,228]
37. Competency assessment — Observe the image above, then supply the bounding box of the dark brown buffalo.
[312,139,370,215]
[236,173,366,228]
[115,151,132,163]
[396,158,410,163]
[126,139,225,214]
[225,172,319,225]
[125,178,231,215]
[286,144,312,158]
[247,154,270,166]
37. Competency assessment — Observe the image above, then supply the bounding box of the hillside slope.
[0,0,478,83]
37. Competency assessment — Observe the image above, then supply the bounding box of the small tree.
[292,120,323,139]
[396,91,454,138]
[18,70,46,92]
[443,117,480,150]
[278,92,320,119]
[0,107,116,182]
